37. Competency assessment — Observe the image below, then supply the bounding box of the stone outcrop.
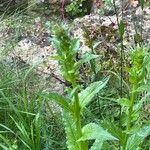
[1,5,149,94]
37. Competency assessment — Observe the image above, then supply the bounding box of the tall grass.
[0,58,66,149]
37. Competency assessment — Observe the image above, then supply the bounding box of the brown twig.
[37,69,71,86]
[60,0,65,20]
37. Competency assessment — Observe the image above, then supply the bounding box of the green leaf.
[125,126,150,150]
[79,77,109,109]
[137,84,150,92]
[10,116,32,150]
[113,98,131,107]
[102,121,126,147]
[49,55,62,61]
[78,123,117,141]
[74,53,100,69]
[42,92,72,112]
[119,20,125,37]
[0,134,12,148]
[93,42,101,49]
[0,124,15,135]
[63,111,80,150]
[139,0,144,10]
[89,140,103,150]
[0,143,8,150]
[70,39,80,52]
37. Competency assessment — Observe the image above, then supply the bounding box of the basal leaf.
[42,92,72,112]
[78,123,117,141]
[63,111,80,150]
[125,126,150,150]
[79,77,109,109]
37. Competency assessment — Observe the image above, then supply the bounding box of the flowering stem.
[71,80,88,150]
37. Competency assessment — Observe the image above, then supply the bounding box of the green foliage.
[63,111,80,150]
[78,123,117,150]
[78,77,109,109]
[66,0,91,17]
[0,0,28,15]
[139,0,145,10]
[43,92,72,112]
[118,20,125,38]
[114,46,149,149]
[79,123,117,141]
[102,121,126,147]
[125,126,150,150]
[52,25,80,82]
[0,58,63,149]
[47,25,110,150]
[89,140,103,150]
[129,47,146,85]
[11,113,42,150]
[0,1,150,148]
[46,25,150,150]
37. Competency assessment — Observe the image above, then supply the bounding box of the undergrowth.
[0,0,150,150]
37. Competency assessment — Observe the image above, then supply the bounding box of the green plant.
[110,0,150,148]
[66,0,91,17]
[43,25,118,150]
[42,23,150,149]
[0,60,53,149]
[110,46,150,149]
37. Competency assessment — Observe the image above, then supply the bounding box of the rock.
[1,5,149,95]
[73,6,150,50]
[5,37,64,94]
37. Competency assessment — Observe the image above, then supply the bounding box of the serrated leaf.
[90,140,103,150]
[79,77,109,109]
[78,123,117,141]
[63,111,80,150]
[125,126,150,150]
[42,92,72,112]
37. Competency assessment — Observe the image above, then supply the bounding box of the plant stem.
[127,84,137,130]
[72,80,88,150]
[124,84,137,149]
[90,46,97,80]
[113,1,124,149]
